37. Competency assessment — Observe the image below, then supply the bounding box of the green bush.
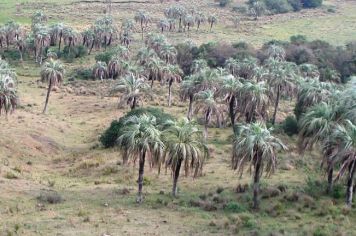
[302,0,322,8]
[61,45,88,62]
[73,67,93,80]
[224,202,246,213]
[95,50,115,64]
[283,115,298,136]
[100,107,174,148]
[265,0,293,14]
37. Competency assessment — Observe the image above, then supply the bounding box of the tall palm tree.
[219,75,243,130]
[117,115,164,203]
[162,64,183,106]
[194,90,224,139]
[145,56,164,88]
[41,59,64,114]
[207,15,217,32]
[92,61,108,81]
[33,25,50,64]
[62,27,77,53]
[232,122,287,209]
[266,59,298,125]
[49,23,66,51]
[183,15,194,32]
[134,10,151,40]
[137,47,157,66]
[165,6,186,32]
[240,81,269,123]
[195,12,206,31]
[111,73,150,110]
[163,118,208,196]
[331,120,356,207]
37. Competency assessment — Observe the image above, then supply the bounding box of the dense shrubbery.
[72,67,93,80]
[61,45,87,62]
[94,50,116,64]
[100,107,174,148]
[248,0,322,15]
[282,116,298,136]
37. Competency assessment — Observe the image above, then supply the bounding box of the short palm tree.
[117,115,164,203]
[41,59,64,114]
[157,19,169,33]
[195,12,206,31]
[0,70,17,117]
[145,56,164,88]
[191,59,207,74]
[111,73,150,110]
[163,118,208,196]
[219,75,243,130]
[159,43,177,64]
[194,90,224,139]
[162,64,182,106]
[183,15,194,32]
[92,61,108,81]
[232,122,287,209]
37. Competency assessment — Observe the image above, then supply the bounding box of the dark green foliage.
[232,42,256,60]
[73,67,93,80]
[290,35,308,45]
[37,190,63,204]
[0,49,21,61]
[288,0,303,11]
[175,43,199,76]
[224,202,246,213]
[265,0,293,14]
[100,107,174,148]
[283,115,298,136]
[198,42,237,68]
[94,50,116,64]
[302,0,322,8]
[61,45,88,62]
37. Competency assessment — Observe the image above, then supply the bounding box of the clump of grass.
[37,190,63,204]
[4,171,19,179]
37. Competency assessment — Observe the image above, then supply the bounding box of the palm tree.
[0,60,17,117]
[249,1,266,20]
[134,10,151,40]
[266,59,298,125]
[165,6,186,32]
[232,122,287,209]
[117,115,164,203]
[240,81,269,123]
[145,56,164,88]
[111,73,150,110]
[41,59,64,114]
[219,75,243,130]
[191,59,207,74]
[92,61,108,81]
[207,15,217,32]
[33,25,50,64]
[137,47,157,66]
[183,15,194,32]
[195,12,206,31]
[157,19,169,33]
[62,27,77,54]
[162,64,183,106]
[298,102,342,193]
[331,120,356,207]
[163,118,208,196]
[194,90,224,139]
[49,23,65,51]
[159,43,177,64]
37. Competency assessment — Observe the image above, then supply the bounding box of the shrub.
[264,0,293,14]
[288,0,303,11]
[224,202,246,213]
[232,6,248,14]
[283,115,298,136]
[73,67,93,80]
[62,45,88,62]
[302,0,322,8]
[199,42,238,68]
[37,190,63,204]
[100,107,174,148]
[95,50,115,64]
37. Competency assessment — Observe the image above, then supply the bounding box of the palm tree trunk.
[137,151,146,203]
[172,159,182,197]
[253,158,261,209]
[122,149,128,165]
[131,97,137,110]
[168,79,173,107]
[58,34,62,52]
[229,95,236,132]
[197,22,200,31]
[210,23,213,32]
[187,94,193,120]
[326,166,333,194]
[179,18,182,32]
[272,85,280,125]
[43,80,52,114]
[204,109,210,139]
[346,161,356,207]
[89,40,95,55]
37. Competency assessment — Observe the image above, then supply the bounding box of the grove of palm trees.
[0,0,355,235]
